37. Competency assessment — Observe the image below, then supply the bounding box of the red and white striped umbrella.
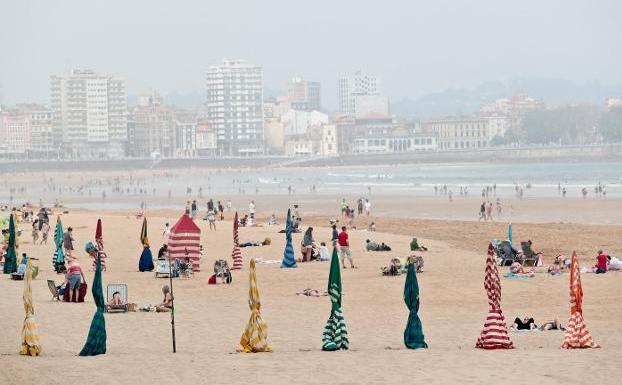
[562,251,599,348]
[231,211,243,270]
[476,243,513,349]
[92,219,107,272]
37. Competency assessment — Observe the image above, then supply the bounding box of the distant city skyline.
[1,0,621,108]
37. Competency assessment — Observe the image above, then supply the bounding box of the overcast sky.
[1,0,621,108]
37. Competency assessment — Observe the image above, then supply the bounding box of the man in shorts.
[338,226,355,269]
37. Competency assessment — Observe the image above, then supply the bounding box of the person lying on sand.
[512,317,537,330]
[539,319,565,331]
[510,261,535,275]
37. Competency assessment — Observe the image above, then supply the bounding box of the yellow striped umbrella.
[238,258,271,353]
[20,259,41,356]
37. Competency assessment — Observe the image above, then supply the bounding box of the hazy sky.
[1,0,621,108]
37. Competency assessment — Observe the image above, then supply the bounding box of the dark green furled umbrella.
[322,247,349,351]
[3,214,17,274]
[79,242,106,356]
[404,256,428,349]
[53,216,65,273]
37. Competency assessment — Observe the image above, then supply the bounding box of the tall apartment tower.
[205,59,264,156]
[287,77,321,111]
[338,70,382,115]
[50,69,127,158]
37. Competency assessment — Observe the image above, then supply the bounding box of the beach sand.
[1,198,621,385]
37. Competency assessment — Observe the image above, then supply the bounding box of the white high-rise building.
[205,59,264,156]
[50,69,127,158]
[338,70,383,115]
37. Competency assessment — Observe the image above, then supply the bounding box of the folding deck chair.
[106,283,128,313]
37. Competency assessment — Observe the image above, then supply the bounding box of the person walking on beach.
[207,210,217,231]
[338,226,355,269]
[478,202,486,222]
[41,221,50,244]
[485,201,494,222]
[364,199,371,216]
[248,200,256,226]
[63,227,75,258]
[357,199,363,215]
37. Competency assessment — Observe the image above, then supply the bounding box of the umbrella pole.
[168,255,177,353]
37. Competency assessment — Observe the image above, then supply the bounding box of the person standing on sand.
[479,202,486,222]
[63,227,75,258]
[338,226,355,269]
[364,199,371,216]
[486,201,493,222]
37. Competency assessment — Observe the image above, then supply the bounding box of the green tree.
[599,108,622,143]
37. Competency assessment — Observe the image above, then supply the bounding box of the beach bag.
[63,282,88,303]
[208,274,217,284]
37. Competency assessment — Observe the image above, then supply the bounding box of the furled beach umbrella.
[322,247,349,351]
[507,223,513,246]
[53,216,65,273]
[93,219,107,272]
[475,243,513,349]
[20,258,41,356]
[3,214,17,274]
[140,217,149,247]
[238,258,271,352]
[280,209,297,268]
[404,256,428,349]
[562,251,599,349]
[231,211,243,270]
[79,242,107,356]
[138,217,154,272]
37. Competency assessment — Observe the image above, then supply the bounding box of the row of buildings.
[0,61,548,159]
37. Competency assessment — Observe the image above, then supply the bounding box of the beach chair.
[520,241,540,267]
[496,240,518,266]
[106,283,128,313]
[47,280,61,301]
[155,260,171,278]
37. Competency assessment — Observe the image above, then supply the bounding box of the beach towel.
[238,258,271,352]
[231,212,243,270]
[322,248,349,351]
[79,244,107,356]
[3,214,17,274]
[281,209,297,268]
[562,252,599,349]
[504,272,534,279]
[404,256,428,349]
[476,243,514,349]
[20,259,41,356]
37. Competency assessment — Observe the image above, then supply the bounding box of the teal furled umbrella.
[280,209,297,268]
[507,223,513,246]
[404,256,428,349]
[3,214,17,274]
[322,247,349,351]
[79,242,106,356]
[53,217,65,273]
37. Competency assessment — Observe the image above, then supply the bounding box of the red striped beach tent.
[168,214,201,271]
[475,242,514,349]
[562,251,599,349]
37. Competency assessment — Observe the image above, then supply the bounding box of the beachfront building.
[174,110,198,157]
[0,109,31,155]
[50,69,127,158]
[338,70,388,116]
[195,118,217,157]
[205,59,264,156]
[337,114,436,154]
[282,109,329,136]
[128,91,177,158]
[288,77,321,111]
[424,116,508,150]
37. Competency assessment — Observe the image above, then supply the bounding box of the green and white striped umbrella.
[322,247,349,351]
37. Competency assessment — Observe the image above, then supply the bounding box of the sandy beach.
[1,193,621,385]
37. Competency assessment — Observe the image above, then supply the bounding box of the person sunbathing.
[155,285,173,312]
[366,239,391,251]
[594,250,608,274]
[108,291,124,306]
[510,261,534,275]
[539,319,565,331]
[512,317,537,330]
